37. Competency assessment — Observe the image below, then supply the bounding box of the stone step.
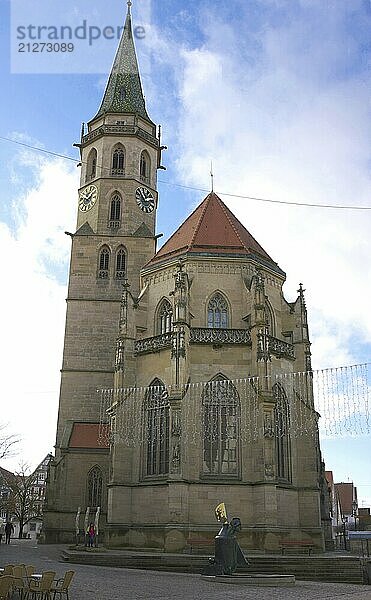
[61,550,367,584]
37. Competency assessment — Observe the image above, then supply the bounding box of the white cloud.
[0,153,78,471]
[168,1,371,371]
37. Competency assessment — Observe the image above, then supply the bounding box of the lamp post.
[342,516,348,551]
[352,500,358,531]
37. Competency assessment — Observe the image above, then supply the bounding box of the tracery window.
[111,145,125,176]
[273,383,291,482]
[140,150,151,184]
[98,246,110,279]
[115,247,126,280]
[265,300,276,336]
[207,293,229,329]
[144,379,169,477]
[202,376,239,476]
[86,148,97,182]
[109,193,121,227]
[157,299,173,335]
[87,466,103,508]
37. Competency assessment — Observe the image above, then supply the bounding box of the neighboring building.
[335,482,358,529]
[0,455,52,540]
[0,466,13,522]
[44,4,327,552]
[358,507,371,531]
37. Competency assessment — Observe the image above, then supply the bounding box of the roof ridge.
[217,195,248,250]
[189,193,212,249]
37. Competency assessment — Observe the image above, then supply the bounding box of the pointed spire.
[93,2,150,121]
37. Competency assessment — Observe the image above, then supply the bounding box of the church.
[44,3,326,552]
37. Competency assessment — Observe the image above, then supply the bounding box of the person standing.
[87,523,95,548]
[5,521,14,544]
[0,520,4,544]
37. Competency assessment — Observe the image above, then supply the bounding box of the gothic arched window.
[157,299,173,335]
[98,246,110,279]
[109,193,121,227]
[207,293,229,329]
[202,376,239,476]
[140,150,151,184]
[86,148,97,182]
[115,247,126,280]
[265,300,276,336]
[273,383,291,482]
[111,145,125,176]
[144,379,169,477]
[87,466,103,508]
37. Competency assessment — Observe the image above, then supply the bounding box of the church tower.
[44,2,162,542]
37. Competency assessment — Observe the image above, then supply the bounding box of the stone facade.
[44,5,326,552]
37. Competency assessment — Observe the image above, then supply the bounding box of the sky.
[0,0,370,506]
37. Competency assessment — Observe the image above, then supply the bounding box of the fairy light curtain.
[98,363,370,447]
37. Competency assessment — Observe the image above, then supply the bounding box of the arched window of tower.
[140,150,151,185]
[111,145,125,176]
[115,247,126,280]
[119,86,126,102]
[156,298,173,335]
[109,193,122,228]
[98,246,110,279]
[86,148,97,183]
[207,292,229,329]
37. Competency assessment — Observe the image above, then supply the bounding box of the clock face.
[79,184,98,212]
[135,187,155,213]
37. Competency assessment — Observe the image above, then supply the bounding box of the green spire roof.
[93,6,150,121]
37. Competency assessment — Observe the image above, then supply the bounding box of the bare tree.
[0,424,20,460]
[2,463,41,539]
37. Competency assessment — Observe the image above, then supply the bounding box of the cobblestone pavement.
[1,540,371,600]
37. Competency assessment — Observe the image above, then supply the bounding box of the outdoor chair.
[0,575,13,599]
[24,571,56,600]
[50,571,75,600]
[25,566,35,578]
[2,566,14,576]
[12,565,27,599]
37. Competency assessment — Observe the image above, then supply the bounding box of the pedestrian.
[5,521,14,544]
[0,520,4,544]
[87,522,95,548]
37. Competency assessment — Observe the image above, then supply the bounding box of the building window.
[207,293,229,328]
[115,247,126,279]
[265,300,276,336]
[140,150,151,184]
[273,383,291,482]
[157,299,172,334]
[202,376,239,476]
[98,246,110,279]
[87,466,103,508]
[119,86,126,102]
[86,148,97,182]
[111,146,125,176]
[144,379,169,477]
[109,193,121,227]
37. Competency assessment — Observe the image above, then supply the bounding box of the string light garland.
[98,362,371,447]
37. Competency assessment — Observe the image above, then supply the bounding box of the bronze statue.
[203,503,250,576]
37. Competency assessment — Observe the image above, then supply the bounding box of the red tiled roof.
[147,192,276,266]
[325,471,334,486]
[335,482,357,514]
[69,423,109,449]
